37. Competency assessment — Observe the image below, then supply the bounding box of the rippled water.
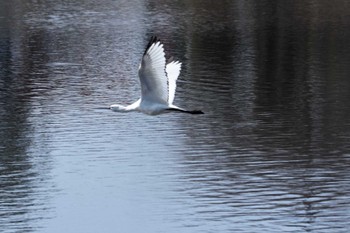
[1,1,350,232]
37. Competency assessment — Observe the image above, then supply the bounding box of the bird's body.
[110,36,203,115]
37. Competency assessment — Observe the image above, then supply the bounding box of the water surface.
[1,1,350,232]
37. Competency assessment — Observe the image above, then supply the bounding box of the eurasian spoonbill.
[110,36,203,115]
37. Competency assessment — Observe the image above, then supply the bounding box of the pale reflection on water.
[1,0,350,233]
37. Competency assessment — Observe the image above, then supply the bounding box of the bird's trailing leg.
[167,107,204,114]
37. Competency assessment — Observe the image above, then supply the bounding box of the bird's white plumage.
[166,60,181,105]
[110,36,203,115]
[138,41,168,104]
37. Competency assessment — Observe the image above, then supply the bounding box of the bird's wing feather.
[138,37,168,104]
[166,60,181,105]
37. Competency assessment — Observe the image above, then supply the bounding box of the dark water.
[1,1,350,232]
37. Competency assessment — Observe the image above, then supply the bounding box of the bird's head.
[110,104,128,112]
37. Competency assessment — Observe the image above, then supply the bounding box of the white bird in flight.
[110,36,203,115]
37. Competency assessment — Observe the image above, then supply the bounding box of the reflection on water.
[1,0,350,232]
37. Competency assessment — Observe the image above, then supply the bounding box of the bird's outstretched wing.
[166,60,181,105]
[138,36,168,104]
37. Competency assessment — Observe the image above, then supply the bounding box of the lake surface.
[1,1,350,232]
